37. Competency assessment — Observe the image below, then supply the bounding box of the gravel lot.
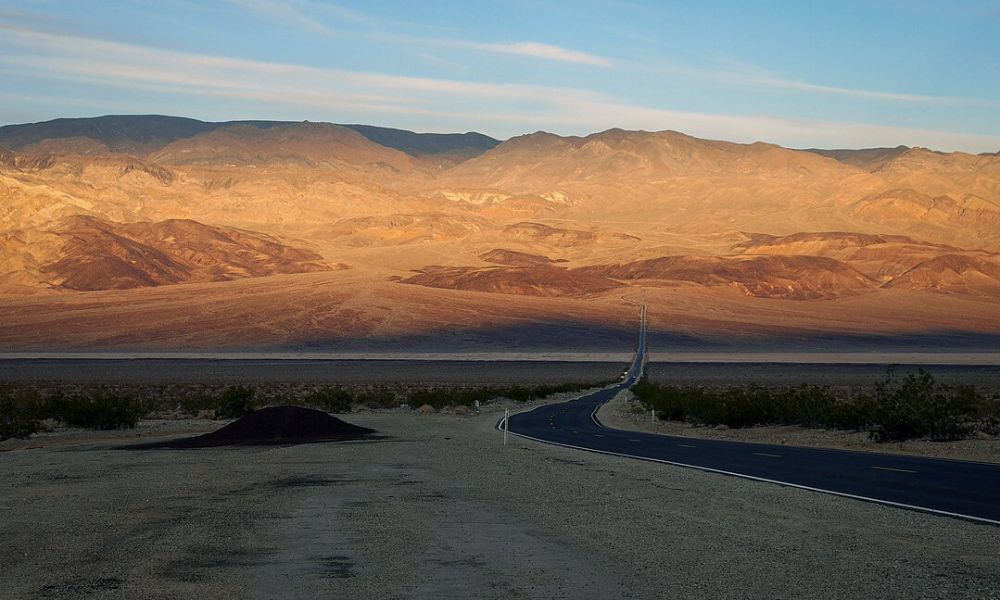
[2,404,998,600]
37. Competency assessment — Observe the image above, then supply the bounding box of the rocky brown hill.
[27,215,331,290]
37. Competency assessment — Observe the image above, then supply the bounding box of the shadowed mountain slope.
[479,249,565,266]
[884,254,1000,297]
[733,231,970,282]
[0,115,229,154]
[33,215,331,291]
[803,146,911,171]
[340,124,499,157]
[146,123,416,169]
[577,255,877,300]
[401,265,622,297]
[0,116,500,161]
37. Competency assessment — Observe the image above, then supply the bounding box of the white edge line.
[498,395,1000,526]
[498,421,1000,527]
[496,311,1000,527]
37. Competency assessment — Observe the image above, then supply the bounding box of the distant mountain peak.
[0,115,501,162]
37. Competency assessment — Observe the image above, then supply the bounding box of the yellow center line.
[753,452,782,458]
[872,466,917,474]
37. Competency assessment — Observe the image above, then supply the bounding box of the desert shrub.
[632,379,861,429]
[49,389,144,430]
[354,386,398,409]
[0,388,44,440]
[407,387,494,410]
[633,369,989,442]
[978,392,1000,436]
[217,385,255,418]
[498,385,534,403]
[631,379,709,422]
[304,386,354,413]
[177,391,222,415]
[0,378,615,434]
[865,369,979,442]
[403,381,602,410]
[407,388,455,410]
[630,379,849,429]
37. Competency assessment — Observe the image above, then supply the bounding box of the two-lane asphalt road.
[503,307,1000,525]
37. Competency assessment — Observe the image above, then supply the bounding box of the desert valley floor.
[3,395,999,600]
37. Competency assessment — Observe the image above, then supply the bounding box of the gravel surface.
[2,404,999,599]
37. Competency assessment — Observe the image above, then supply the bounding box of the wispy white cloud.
[225,0,338,35]
[439,39,613,67]
[0,23,594,101]
[639,59,995,107]
[374,31,614,67]
[743,76,944,103]
[225,0,455,32]
[221,0,611,67]
[1,23,997,152]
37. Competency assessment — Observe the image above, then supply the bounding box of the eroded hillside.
[1,116,998,349]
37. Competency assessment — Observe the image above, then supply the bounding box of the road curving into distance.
[501,305,1000,525]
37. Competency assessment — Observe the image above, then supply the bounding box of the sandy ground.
[598,389,1000,465]
[2,403,999,600]
[2,265,999,354]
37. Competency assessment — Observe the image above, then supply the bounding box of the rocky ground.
[2,400,998,599]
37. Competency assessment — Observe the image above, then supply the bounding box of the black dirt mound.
[129,406,376,449]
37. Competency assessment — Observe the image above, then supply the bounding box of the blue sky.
[1,0,999,151]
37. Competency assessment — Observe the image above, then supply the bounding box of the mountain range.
[1,115,998,352]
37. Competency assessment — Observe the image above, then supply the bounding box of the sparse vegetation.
[632,368,998,442]
[47,388,145,430]
[0,388,44,441]
[302,386,354,413]
[1,387,147,436]
[865,368,982,442]
[217,385,255,419]
[0,379,609,441]
[4,368,996,446]
[402,383,594,410]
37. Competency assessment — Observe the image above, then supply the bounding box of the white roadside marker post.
[504,408,509,446]
[651,408,655,427]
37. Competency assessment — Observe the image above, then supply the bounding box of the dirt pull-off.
[130,406,375,448]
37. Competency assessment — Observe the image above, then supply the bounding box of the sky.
[0,0,999,152]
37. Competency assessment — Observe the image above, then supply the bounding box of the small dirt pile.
[131,406,375,448]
